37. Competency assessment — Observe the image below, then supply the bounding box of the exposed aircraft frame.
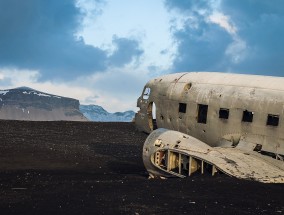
[135,72,284,183]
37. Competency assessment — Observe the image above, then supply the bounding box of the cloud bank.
[0,0,143,80]
[165,0,284,76]
[1,0,283,112]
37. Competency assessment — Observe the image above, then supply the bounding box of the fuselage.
[135,72,284,156]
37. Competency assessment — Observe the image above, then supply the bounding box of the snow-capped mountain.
[0,87,87,121]
[80,105,135,122]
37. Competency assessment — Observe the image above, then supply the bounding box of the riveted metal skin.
[136,72,284,183]
[143,129,284,183]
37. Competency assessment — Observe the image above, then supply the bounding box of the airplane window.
[184,83,192,91]
[197,104,208,124]
[143,87,151,99]
[219,108,229,119]
[179,103,187,113]
[242,110,254,122]
[266,114,279,126]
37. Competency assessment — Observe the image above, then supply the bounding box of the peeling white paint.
[136,72,284,183]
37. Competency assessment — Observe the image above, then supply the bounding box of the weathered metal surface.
[143,129,284,183]
[136,72,284,182]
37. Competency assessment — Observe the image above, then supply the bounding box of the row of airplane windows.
[178,103,280,127]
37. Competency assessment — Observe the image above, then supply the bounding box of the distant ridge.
[80,104,135,122]
[14,86,36,91]
[0,87,87,121]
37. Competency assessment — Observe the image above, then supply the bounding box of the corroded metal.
[143,129,284,183]
[136,72,284,183]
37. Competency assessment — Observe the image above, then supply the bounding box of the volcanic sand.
[0,121,283,214]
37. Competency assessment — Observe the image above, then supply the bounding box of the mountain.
[80,105,135,122]
[0,87,87,121]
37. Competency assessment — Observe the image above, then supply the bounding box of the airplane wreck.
[135,72,284,183]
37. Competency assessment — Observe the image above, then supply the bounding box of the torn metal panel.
[136,72,284,183]
[136,72,284,155]
[143,129,284,183]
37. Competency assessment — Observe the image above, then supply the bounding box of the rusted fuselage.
[135,72,284,182]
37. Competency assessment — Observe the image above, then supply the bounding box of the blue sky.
[0,0,283,112]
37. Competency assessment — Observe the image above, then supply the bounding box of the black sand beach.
[0,121,283,214]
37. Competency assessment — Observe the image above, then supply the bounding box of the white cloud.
[76,0,176,71]
[0,68,40,84]
[207,12,247,64]
[76,65,151,112]
[225,37,247,64]
[208,12,237,35]
[0,66,150,113]
[70,0,177,111]
[0,1,179,113]
[0,68,92,100]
